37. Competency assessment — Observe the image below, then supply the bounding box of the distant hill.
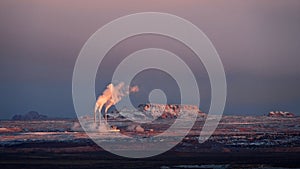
[12,111,48,120]
[138,103,205,119]
[268,111,295,118]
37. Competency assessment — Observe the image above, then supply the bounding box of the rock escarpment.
[137,103,205,119]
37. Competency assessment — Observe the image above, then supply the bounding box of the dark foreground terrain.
[1,143,300,169]
[1,116,300,169]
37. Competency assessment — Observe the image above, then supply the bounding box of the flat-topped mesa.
[138,103,205,119]
[268,111,295,118]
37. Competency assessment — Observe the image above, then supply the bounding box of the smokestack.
[94,82,139,123]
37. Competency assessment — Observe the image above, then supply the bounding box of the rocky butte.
[137,103,205,119]
[268,111,295,118]
[11,111,48,121]
[106,103,205,122]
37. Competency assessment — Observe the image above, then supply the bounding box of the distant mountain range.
[11,111,48,120]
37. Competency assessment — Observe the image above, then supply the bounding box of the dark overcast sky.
[0,0,300,119]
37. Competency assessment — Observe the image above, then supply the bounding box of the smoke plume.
[94,82,139,121]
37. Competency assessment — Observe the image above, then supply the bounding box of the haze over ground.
[0,0,300,119]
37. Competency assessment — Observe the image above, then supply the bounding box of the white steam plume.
[94,82,139,123]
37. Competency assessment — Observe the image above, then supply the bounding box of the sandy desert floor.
[1,116,300,168]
